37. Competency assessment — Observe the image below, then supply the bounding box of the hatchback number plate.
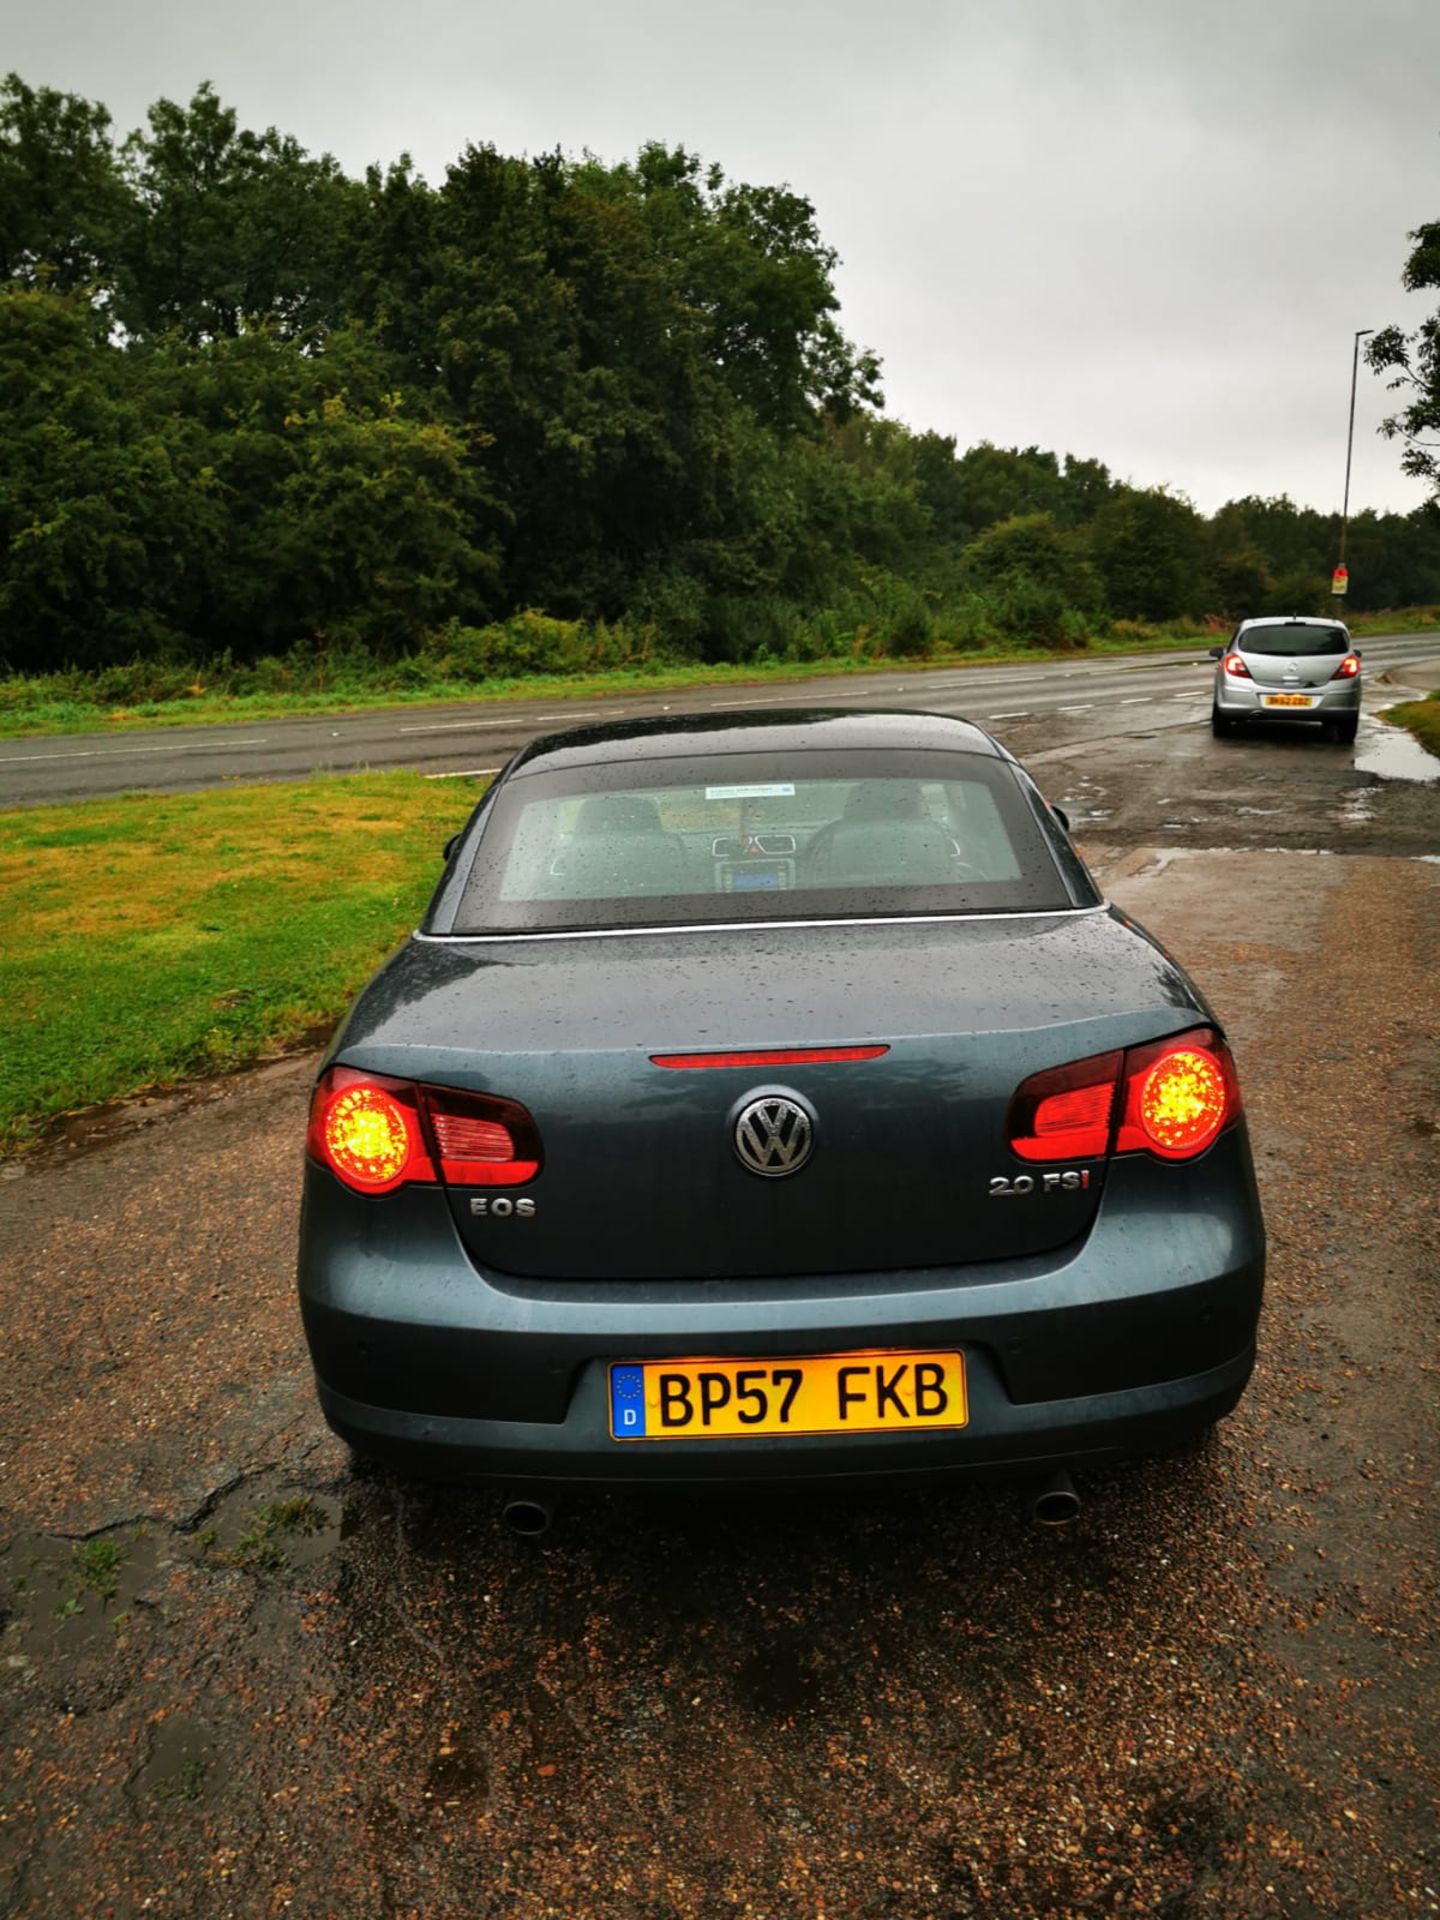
[608,1351,967,1441]
[1263,693,1314,707]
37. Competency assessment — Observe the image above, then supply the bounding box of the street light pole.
[1339,327,1373,574]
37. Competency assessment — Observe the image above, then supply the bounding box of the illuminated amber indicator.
[1137,1048,1226,1153]
[324,1085,413,1187]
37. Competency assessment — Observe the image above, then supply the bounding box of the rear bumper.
[1214,676,1361,722]
[297,1130,1265,1486]
[314,1344,1255,1487]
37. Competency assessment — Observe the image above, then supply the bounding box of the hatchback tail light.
[1222,653,1252,678]
[1007,1028,1241,1164]
[1331,654,1361,679]
[307,1067,541,1194]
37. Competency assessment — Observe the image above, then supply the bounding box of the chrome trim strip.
[413,905,1107,945]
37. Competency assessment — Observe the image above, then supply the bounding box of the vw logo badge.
[733,1094,814,1179]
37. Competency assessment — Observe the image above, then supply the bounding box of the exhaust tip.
[500,1494,555,1539]
[1032,1468,1080,1527]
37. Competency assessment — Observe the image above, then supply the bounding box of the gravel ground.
[1,845,1436,1920]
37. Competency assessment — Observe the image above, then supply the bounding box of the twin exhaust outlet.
[499,1470,1081,1539]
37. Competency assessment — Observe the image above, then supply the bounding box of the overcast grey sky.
[7,0,1437,514]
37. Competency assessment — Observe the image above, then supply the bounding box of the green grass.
[213,1496,331,1572]
[52,1536,129,1619]
[1379,689,1440,756]
[0,771,478,1151]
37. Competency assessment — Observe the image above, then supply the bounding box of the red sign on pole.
[1331,565,1349,596]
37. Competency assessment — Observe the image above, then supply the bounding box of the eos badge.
[470,1197,537,1217]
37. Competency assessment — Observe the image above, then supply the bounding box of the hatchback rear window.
[1238,624,1348,656]
[451,749,1076,932]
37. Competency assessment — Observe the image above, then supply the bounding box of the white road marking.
[723,695,813,708]
[398,711,601,734]
[424,767,500,780]
[1059,705,1094,714]
[986,710,1030,719]
[1120,696,1152,705]
[0,737,268,764]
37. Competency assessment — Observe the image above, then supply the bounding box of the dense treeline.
[3,73,1438,679]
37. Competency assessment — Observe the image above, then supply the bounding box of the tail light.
[1007,1028,1241,1164]
[1222,653,1251,678]
[1331,654,1361,679]
[1112,1033,1239,1161]
[307,1067,541,1194]
[1008,1051,1121,1161]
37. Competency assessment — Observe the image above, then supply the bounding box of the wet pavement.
[2,629,1438,806]
[2,700,1438,1918]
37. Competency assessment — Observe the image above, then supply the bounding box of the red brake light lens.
[1007,1028,1241,1165]
[307,1069,435,1194]
[1008,1051,1121,1161]
[1222,653,1251,678]
[307,1068,541,1192]
[420,1087,541,1186]
[1331,654,1361,679]
[1113,1032,1240,1161]
[651,1045,889,1070]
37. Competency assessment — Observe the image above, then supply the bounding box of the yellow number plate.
[1263,693,1313,707]
[608,1350,967,1441]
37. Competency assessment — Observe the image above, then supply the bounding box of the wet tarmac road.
[1,700,1437,1918]
[2,629,1438,806]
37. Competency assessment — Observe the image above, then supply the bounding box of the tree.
[0,73,126,289]
[1085,488,1213,620]
[0,287,203,667]
[116,83,362,342]
[1369,218,1440,494]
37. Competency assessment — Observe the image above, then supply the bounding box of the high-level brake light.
[651,1045,889,1070]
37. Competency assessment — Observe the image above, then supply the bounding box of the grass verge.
[1,771,479,1152]
[1378,690,1440,756]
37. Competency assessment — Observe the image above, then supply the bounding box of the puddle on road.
[1355,717,1440,784]
[188,1485,343,1574]
[4,1526,165,1663]
[132,1712,228,1806]
[1338,788,1376,826]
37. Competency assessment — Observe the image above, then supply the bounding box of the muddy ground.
[2,714,1437,1918]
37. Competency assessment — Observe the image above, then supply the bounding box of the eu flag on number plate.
[610,1365,646,1438]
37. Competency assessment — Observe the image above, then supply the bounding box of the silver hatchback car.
[1210,616,1362,743]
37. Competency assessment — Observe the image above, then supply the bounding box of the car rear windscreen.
[1238,625,1348,656]
[450,748,1079,933]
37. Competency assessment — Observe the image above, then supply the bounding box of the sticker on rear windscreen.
[704,783,796,800]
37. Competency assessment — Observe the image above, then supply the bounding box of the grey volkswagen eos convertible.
[298,711,1264,1510]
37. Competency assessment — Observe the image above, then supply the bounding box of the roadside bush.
[873,580,935,658]
[1263,571,1328,616]
[992,578,1074,648]
[427,611,592,679]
